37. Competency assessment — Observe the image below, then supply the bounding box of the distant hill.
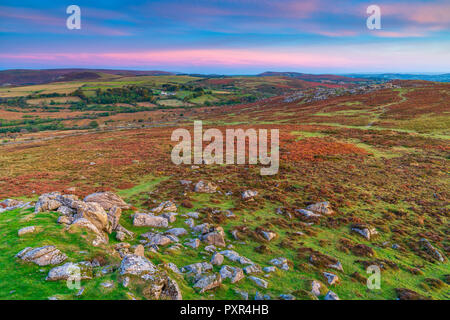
[343,73,450,82]
[0,69,174,86]
[257,71,366,83]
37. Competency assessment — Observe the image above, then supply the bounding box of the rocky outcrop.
[0,199,31,213]
[16,246,67,266]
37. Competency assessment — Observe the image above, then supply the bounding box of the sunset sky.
[0,0,449,73]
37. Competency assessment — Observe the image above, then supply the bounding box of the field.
[0,73,448,300]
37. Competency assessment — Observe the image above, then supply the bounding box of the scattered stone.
[133,213,168,228]
[185,218,195,228]
[220,250,254,265]
[18,226,36,236]
[186,212,200,219]
[193,273,221,293]
[249,276,268,288]
[263,266,276,273]
[234,289,249,300]
[166,228,187,237]
[311,280,321,297]
[241,190,258,200]
[279,294,295,300]
[306,202,333,215]
[244,264,262,275]
[323,272,339,285]
[259,230,277,241]
[295,209,321,218]
[420,238,445,262]
[201,230,226,247]
[57,206,75,216]
[16,246,67,266]
[210,252,224,266]
[152,201,177,213]
[220,265,245,283]
[57,215,73,225]
[185,238,201,249]
[134,244,145,257]
[182,262,213,274]
[324,291,340,300]
[162,212,177,223]
[119,254,158,276]
[269,257,289,270]
[101,281,114,288]
[142,232,173,246]
[46,262,93,281]
[192,223,210,234]
[194,180,217,193]
[351,224,378,240]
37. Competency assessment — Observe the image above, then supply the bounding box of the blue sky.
[0,0,449,73]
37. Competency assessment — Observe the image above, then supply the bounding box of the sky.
[0,0,449,74]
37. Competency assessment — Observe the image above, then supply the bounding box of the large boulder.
[84,191,129,211]
[133,213,169,228]
[16,246,67,266]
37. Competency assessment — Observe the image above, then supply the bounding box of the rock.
[152,201,177,213]
[101,281,114,288]
[395,288,428,300]
[46,262,93,281]
[210,252,224,266]
[84,191,129,211]
[244,264,262,275]
[16,246,67,266]
[18,226,36,236]
[420,238,445,262]
[182,262,213,274]
[142,232,173,246]
[134,244,145,257]
[73,201,109,233]
[165,262,181,274]
[57,206,75,216]
[279,294,295,300]
[160,277,183,300]
[259,230,277,241]
[186,212,200,219]
[166,228,187,237]
[192,223,210,234]
[70,218,108,246]
[57,215,73,225]
[193,273,221,293]
[119,254,158,276]
[311,280,321,296]
[34,192,63,213]
[254,291,271,300]
[241,190,258,200]
[133,213,169,228]
[324,290,340,300]
[194,180,217,193]
[269,257,289,270]
[249,276,268,288]
[323,272,339,285]
[351,224,378,240]
[0,199,31,213]
[107,206,122,231]
[220,250,254,265]
[162,212,177,223]
[204,245,217,253]
[295,209,321,218]
[220,265,245,283]
[201,231,226,247]
[306,202,333,215]
[179,180,192,186]
[185,218,195,228]
[263,266,276,273]
[185,238,201,249]
[234,289,249,300]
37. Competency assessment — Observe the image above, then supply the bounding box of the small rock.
[211,252,224,266]
[249,276,268,288]
[324,290,340,300]
[18,226,36,236]
[323,272,339,285]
